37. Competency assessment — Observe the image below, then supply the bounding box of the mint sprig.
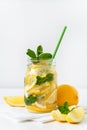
[58,102,70,114]
[24,95,38,105]
[26,45,52,63]
[36,73,54,85]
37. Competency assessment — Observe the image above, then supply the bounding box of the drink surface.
[24,60,57,113]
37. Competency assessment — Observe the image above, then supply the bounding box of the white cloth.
[0,104,54,123]
[0,99,87,123]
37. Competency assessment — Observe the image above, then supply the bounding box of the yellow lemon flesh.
[24,75,37,91]
[26,103,56,113]
[51,105,85,124]
[3,96,25,107]
[25,90,57,113]
[51,109,66,122]
[66,106,85,124]
[27,89,57,113]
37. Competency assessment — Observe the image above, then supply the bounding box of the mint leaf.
[36,73,54,85]
[58,102,70,114]
[36,76,42,85]
[37,45,43,56]
[36,76,46,85]
[39,53,52,60]
[46,73,54,81]
[24,95,37,105]
[26,49,36,58]
[26,45,52,64]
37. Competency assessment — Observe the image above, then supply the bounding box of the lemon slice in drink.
[66,106,85,123]
[34,102,46,109]
[46,89,57,104]
[26,103,57,113]
[25,75,37,91]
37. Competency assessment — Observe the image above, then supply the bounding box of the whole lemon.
[57,84,79,106]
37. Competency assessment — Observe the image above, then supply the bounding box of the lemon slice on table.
[66,106,85,123]
[51,105,85,123]
[51,109,66,122]
[3,96,25,107]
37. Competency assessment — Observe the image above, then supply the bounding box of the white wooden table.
[0,88,87,130]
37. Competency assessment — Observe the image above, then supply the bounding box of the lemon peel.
[51,109,66,122]
[51,105,85,124]
[66,106,85,123]
[3,96,25,107]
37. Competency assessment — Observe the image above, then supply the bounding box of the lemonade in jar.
[24,45,57,112]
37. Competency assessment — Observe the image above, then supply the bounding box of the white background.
[0,0,87,88]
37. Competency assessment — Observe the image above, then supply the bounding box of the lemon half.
[66,106,85,123]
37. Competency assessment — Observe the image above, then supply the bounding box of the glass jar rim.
[27,58,53,62]
[27,58,56,66]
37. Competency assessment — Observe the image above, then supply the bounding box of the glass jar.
[24,59,57,113]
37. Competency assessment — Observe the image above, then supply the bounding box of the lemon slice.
[69,105,76,110]
[40,86,51,95]
[66,106,85,123]
[34,102,46,109]
[25,75,37,91]
[26,103,56,113]
[3,96,25,107]
[32,90,41,95]
[33,90,57,110]
[46,89,57,104]
[51,109,66,122]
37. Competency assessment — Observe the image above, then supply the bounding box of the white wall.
[0,0,87,88]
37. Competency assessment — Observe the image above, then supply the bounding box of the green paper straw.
[52,26,67,61]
